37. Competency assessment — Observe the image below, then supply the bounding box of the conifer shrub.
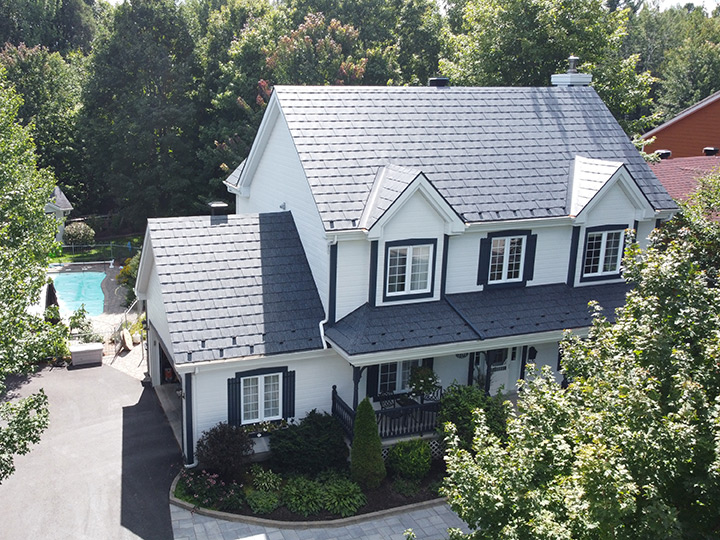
[269,409,348,474]
[350,398,386,489]
[386,439,431,481]
[195,422,254,482]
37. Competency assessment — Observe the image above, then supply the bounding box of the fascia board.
[173,347,337,374]
[326,329,581,367]
[367,175,466,240]
[464,216,573,233]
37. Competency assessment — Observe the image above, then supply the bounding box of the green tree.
[0,69,59,484]
[80,0,202,228]
[350,398,386,489]
[443,229,720,538]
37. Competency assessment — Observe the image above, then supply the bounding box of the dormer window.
[383,239,437,302]
[581,227,625,280]
[478,230,537,288]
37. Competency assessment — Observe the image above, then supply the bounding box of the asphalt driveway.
[0,364,181,539]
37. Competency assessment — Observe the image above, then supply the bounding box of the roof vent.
[655,149,672,160]
[551,55,592,87]
[208,200,228,216]
[429,77,450,87]
[704,146,719,156]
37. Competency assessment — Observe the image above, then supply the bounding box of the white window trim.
[583,230,624,277]
[378,360,419,394]
[488,235,526,284]
[386,244,433,296]
[241,372,283,424]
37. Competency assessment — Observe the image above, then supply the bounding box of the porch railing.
[331,386,441,441]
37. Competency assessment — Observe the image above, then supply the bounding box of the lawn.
[50,234,143,263]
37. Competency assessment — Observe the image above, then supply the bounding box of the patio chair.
[422,385,443,403]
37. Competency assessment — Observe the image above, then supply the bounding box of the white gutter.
[318,234,338,349]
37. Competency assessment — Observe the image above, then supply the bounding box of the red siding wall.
[645,99,720,158]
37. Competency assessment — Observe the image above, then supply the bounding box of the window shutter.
[477,237,491,285]
[366,365,379,398]
[524,234,538,282]
[283,370,296,419]
[421,357,434,370]
[227,377,241,426]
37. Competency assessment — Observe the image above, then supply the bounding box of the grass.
[50,234,143,263]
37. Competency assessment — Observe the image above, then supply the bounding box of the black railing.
[331,386,441,440]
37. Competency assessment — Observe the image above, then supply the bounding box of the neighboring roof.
[270,86,675,231]
[147,212,325,364]
[48,186,73,211]
[643,90,720,140]
[650,156,720,200]
[325,283,629,356]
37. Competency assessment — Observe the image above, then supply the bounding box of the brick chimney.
[551,55,592,87]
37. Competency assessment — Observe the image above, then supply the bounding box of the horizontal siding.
[583,184,635,228]
[235,117,329,311]
[636,219,655,248]
[445,234,481,294]
[192,352,353,442]
[147,261,173,385]
[335,239,370,321]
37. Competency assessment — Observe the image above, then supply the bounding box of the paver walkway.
[171,501,469,540]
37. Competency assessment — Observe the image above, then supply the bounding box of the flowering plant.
[408,366,440,397]
[241,419,288,436]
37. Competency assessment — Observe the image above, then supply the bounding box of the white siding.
[335,239,370,320]
[636,219,656,248]
[376,192,446,305]
[147,260,173,386]
[236,117,330,311]
[526,341,561,383]
[434,354,471,387]
[532,226,572,286]
[445,233,481,294]
[191,351,353,443]
[583,184,636,228]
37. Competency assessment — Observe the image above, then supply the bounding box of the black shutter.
[477,237,491,285]
[228,377,241,425]
[524,233,538,282]
[366,365,379,399]
[283,370,296,419]
[421,357,434,370]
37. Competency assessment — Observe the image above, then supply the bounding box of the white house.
[135,77,676,465]
[45,186,73,242]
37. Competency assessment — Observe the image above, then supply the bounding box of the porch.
[331,385,441,440]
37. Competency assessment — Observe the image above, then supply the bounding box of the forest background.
[2,0,719,231]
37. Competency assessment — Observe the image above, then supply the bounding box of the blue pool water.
[52,271,105,318]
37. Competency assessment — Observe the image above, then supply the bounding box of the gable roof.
[569,156,623,216]
[47,186,73,212]
[325,282,628,356]
[359,165,423,230]
[267,86,674,231]
[146,212,325,364]
[650,156,720,201]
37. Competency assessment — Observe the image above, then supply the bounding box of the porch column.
[352,366,365,409]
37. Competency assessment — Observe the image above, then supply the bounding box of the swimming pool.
[52,271,106,318]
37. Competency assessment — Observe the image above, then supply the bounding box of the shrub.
[250,464,282,492]
[282,476,324,516]
[386,439,431,481]
[175,468,244,512]
[195,422,254,482]
[350,398,386,489]
[321,476,367,517]
[392,477,421,497]
[68,305,103,343]
[246,490,280,515]
[269,409,348,474]
[63,221,95,245]
[116,251,141,304]
[438,383,508,449]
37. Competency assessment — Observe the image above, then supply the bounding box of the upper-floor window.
[489,236,526,283]
[384,239,437,302]
[581,227,624,280]
[478,230,537,288]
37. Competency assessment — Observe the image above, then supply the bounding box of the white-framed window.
[488,236,526,283]
[379,359,419,394]
[387,244,433,296]
[241,372,282,423]
[583,230,624,277]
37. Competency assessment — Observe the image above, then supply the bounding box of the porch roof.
[325,282,629,356]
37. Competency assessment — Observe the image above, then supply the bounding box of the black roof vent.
[704,147,719,156]
[429,77,450,87]
[656,149,672,160]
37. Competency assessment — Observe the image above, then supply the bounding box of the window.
[387,245,432,295]
[488,236,525,283]
[379,360,419,394]
[583,230,623,277]
[241,373,282,423]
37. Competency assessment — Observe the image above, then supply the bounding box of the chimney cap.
[429,77,450,87]
[567,55,579,73]
[703,146,719,156]
[655,149,672,160]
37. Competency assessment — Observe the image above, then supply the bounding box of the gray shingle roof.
[325,283,629,356]
[273,86,675,230]
[147,212,325,364]
[51,186,73,211]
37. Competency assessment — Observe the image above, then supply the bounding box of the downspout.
[318,234,339,349]
[183,367,199,468]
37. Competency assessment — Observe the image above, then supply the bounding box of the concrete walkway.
[171,501,469,540]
